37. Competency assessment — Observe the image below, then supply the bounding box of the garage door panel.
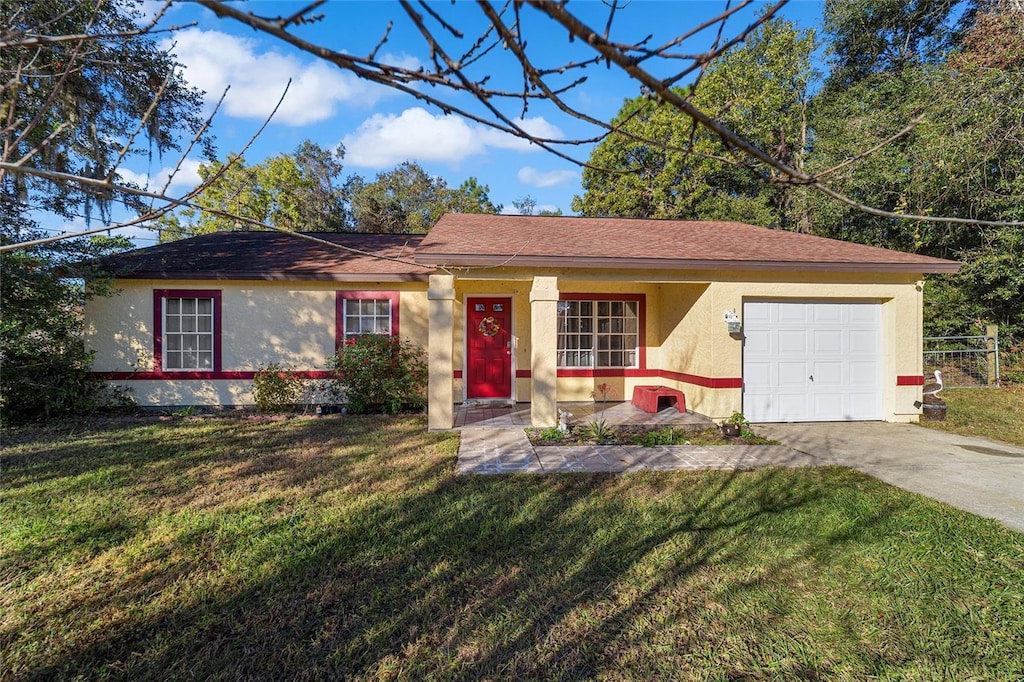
[778,362,808,386]
[777,303,809,323]
[812,361,843,386]
[813,329,843,353]
[847,361,880,386]
[813,393,844,419]
[744,302,772,324]
[848,329,880,354]
[745,361,771,386]
[813,304,842,323]
[847,392,881,418]
[743,301,882,422]
[778,330,807,354]
[847,305,880,323]
[743,392,773,422]
[777,393,809,420]
[744,329,771,354]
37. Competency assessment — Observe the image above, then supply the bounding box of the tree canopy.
[1,0,210,422]
[0,195,132,424]
[572,18,816,230]
[573,1,1023,346]
[349,162,500,234]
[0,0,211,224]
[157,142,351,239]
[809,0,1024,342]
[162,152,501,238]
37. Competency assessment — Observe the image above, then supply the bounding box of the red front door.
[466,297,512,399]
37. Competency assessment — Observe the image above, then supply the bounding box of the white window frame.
[161,295,216,371]
[342,298,392,340]
[557,299,639,369]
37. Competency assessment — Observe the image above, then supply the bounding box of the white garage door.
[743,301,882,422]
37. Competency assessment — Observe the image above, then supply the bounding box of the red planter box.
[631,385,686,414]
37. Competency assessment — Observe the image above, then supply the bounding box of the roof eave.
[100,270,434,282]
[414,254,961,274]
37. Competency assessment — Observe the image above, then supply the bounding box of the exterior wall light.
[723,309,742,334]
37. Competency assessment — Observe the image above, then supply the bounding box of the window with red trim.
[557,297,640,369]
[335,292,400,345]
[154,290,222,373]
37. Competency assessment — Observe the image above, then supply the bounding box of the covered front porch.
[454,400,715,430]
[427,271,740,430]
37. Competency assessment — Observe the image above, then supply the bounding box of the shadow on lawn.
[4,416,955,680]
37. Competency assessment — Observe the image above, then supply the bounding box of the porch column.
[530,275,559,427]
[427,274,456,430]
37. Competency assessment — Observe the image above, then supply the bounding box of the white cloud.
[343,108,482,167]
[379,52,424,72]
[117,159,203,194]
[517,166,579,188]
[480,116,565,151]
[163,29,382,126]
[343,107,565,169]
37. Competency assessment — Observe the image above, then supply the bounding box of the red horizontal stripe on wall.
[544,368,741,388]
[98,368,743,388]
[659,370,743,389]
[897,375,925,386]
[556,369,658,378]
[93,370,335,381]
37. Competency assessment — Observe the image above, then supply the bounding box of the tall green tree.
[809,0,1024,343]
[161,141,350,239]
[350,162,499,233]
[821,0,970,88]
[0,196,131,424]
[1,0,210,221]
[1,0,211,421]
[573,18,815,230]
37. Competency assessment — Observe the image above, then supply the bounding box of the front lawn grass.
[920,384,1024,446]
[3,415,1023,680]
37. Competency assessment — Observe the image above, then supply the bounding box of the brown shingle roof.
[93,231,433,281]
[416,214,960,273]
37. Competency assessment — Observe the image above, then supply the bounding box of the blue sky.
[110,0,826,245]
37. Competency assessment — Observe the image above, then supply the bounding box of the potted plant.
[721,411,748,437]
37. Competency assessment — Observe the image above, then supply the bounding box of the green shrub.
[0,348,135,425]
[632,427,689,447]
[251,364,305,413]
[582,418,615,444]
[537,426,564,441]
[327,335,427,414]
[1,210,135,426]
[1002,348,1024,384]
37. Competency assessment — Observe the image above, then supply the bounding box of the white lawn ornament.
[922,370,943,398]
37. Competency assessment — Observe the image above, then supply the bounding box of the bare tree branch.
[813,112,927,180]
[6,0,1023,272]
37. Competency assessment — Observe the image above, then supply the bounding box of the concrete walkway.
[758,422,1024,533]
[457,428,818,475]
[455,419,1024,534]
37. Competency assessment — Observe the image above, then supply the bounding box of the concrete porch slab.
[454,401,715,430]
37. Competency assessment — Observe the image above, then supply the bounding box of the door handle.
[809,375,814,382]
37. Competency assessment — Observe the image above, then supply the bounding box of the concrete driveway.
[758,422,1024,534]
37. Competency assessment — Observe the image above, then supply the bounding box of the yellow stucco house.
[86,214,959,427]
